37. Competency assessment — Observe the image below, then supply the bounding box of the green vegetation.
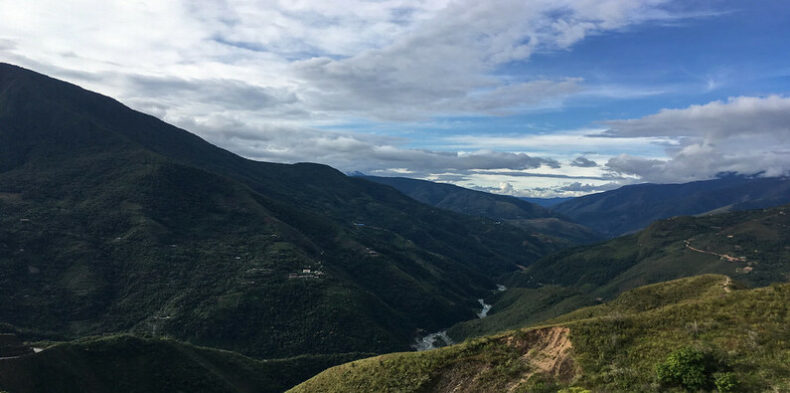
[448,205,790,341]
[655,347,722,391]
[0,334,369,393]
[545,275,790,392]
[0,63,559,357]
[3,63,790,393]
[289,327,575,393]
[290,275,790,392]
[713,372,739,393]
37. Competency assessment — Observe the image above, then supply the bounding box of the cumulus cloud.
[0,0,721,195]
[124,75,300,112]
[604,95,790,140]
[291,0,680,120]
[602,96,790,182]
[570,156,598,167]
[182,118,560,176]
[468,182,517,195]
[556,181,620,193]
[498,182,516,195]
[0,0,684,124]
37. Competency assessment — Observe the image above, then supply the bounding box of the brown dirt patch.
[421,327,577,393]
[505,326,576,385]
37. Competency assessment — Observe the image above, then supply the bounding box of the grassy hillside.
[552,175,790,237]
[0,334,368,393]
[447,204,790,341]
[359,175,601,245]
[289,275,790,393]
[0,63,559,357]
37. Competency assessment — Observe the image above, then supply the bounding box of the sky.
[1,0,789,197]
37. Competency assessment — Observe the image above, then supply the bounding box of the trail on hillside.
[684,240,746,262]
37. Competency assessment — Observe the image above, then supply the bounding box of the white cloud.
[181,118,560,176]
[603,96,790,182]
[556,181,620,193]
[0,0,681,123]
[604,95,790,140]
[0,0,734,196]
[498,182,516,195]
[290,0,681,120]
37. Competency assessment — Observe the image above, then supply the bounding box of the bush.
[713,372,739,393]
[656,347,718,391]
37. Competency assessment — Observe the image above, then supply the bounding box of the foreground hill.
[448,204,790,340]
[0,334,367,393]
[358,175,601,244]
[0,63,558,357]
[289,275,790,392]
[553,175,790,237]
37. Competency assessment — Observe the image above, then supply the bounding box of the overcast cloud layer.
[1,1,788,196]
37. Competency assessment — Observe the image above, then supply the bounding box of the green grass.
[562,277,790,392]
[288,329,562,393]
[289,275,790,393]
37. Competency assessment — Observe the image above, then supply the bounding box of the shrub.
[713,372,739,393]
[656,347,718,391]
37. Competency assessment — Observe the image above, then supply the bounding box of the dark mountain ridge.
[0,334,369,393]
[553,175,790,236]
[0,63,558,357]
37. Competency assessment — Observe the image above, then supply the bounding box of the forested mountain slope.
[0,334,367,393]
[448,204,790,341]
[0,63,558,357]
[553,176,790,237]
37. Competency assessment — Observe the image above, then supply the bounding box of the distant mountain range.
[0,63,560,358]
[357,175,601,245]
[552,175,790,237]
[358,173,790,241]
